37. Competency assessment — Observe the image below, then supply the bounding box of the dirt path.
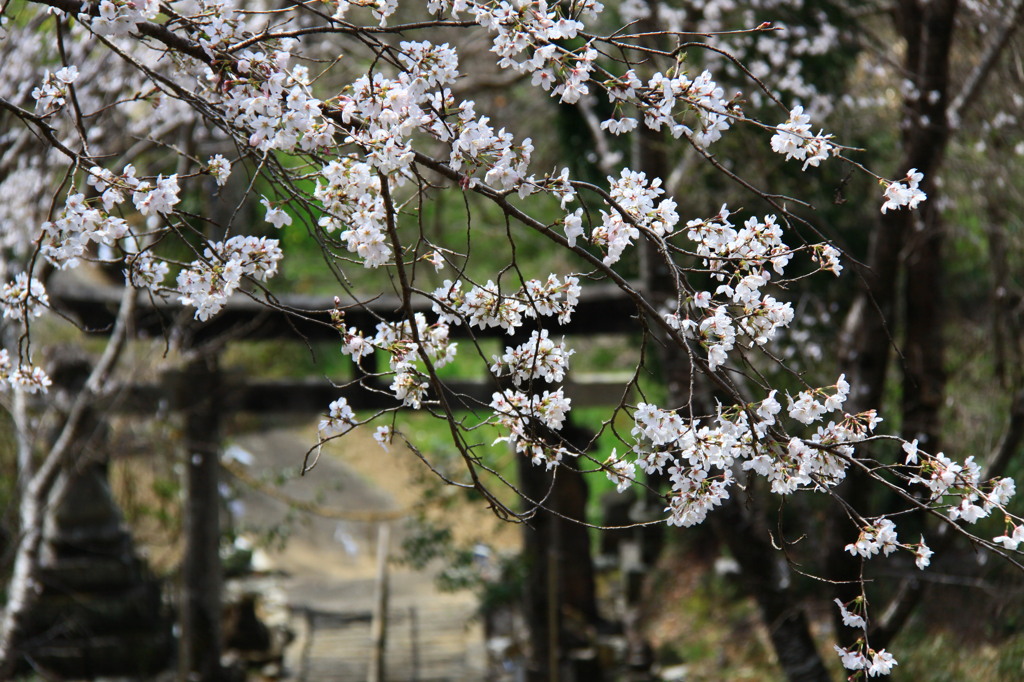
[227,425,490,681]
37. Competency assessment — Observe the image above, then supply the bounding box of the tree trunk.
[714,496,832,682]
[830,0,959,645]
[519,423,601,682]
[178,355,225,681]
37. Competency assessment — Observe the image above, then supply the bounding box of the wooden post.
[410,606,420,682]
[178,356,224,681]
[368,523,390,682]
[546,528,559,682]
[519,422,602,682]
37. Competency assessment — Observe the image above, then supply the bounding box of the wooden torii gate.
[44,277,642,681]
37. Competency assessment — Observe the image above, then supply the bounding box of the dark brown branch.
[0,96,86,163]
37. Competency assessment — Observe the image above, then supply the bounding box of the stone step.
[292,602,485,682]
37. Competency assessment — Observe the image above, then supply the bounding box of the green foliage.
[398,515,524,613]
[121,473,181,529]
[894,628,1024,682]
[222,339,347,379]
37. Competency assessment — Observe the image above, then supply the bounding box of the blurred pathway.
[227,427,488,682]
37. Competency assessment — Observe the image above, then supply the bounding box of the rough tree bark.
[519,422,601,682]
[830,0,959,645]
[869,0,1024,633]
[177,354,226,682]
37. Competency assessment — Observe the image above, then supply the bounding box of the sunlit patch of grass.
[892,628,1024,681]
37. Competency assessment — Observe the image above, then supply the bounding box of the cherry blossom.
[915,537,934,569]
[31,66,79,113]
[132,175,181,217]
[261,197,292,228]
[124,252,169,292]
[177,236,283,321]
[845,518,899,559]
[993,524,1024,551]
[834,598,867,629]
[207,155,232,186]
[490,330,574,386]
[1,274,48,320]
[770,105,836,169]
[373,425,393,451]
[319,397,355,439]
[881,168,927,213]
[6,365,52,394]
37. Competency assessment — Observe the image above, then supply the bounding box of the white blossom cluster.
[994,523,1024,551]
[311,38,536,263]
[123,252,169,292]
[586,169,679,265]
[899,439,1017,534]
[334,0,399,26]
[260,197,292,229]
[1,274,48,321]
[432,274,580,331]
[378,313,458,408]
[24,165,179,288]
[833,592,901,675]
[490,386,573,469]
[177,236,283,321]
[82,164,181,218]
[459,1,594,104]
[490,329,573,386]
[834,642,898,678]
[340,62,439,173]
[655,208,803,369]
[132,174,181,217]
[40,191,130,269]
[319,397,355,439]
[196,38,336,154]
[637,68,737,147]
[81,0,161,37]
[448,110,534,191]
[603,450,634,493]
[686,207,794,279]
[338,312,458,409]
[845,517,899,559]
[597,377,891,529]
[881,168,928,213]
[770,105,837,170]
[188,0,241,56]
[332,37,531,195]
[433,2,737,150]
[596,65,737,147]
[655,2,841,121]
[31,65,79,113]
[207,155,232,187]
[0,349,51,394]
[834,597,867,629]
[826,436,1020,574]
[314,158,391,268]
